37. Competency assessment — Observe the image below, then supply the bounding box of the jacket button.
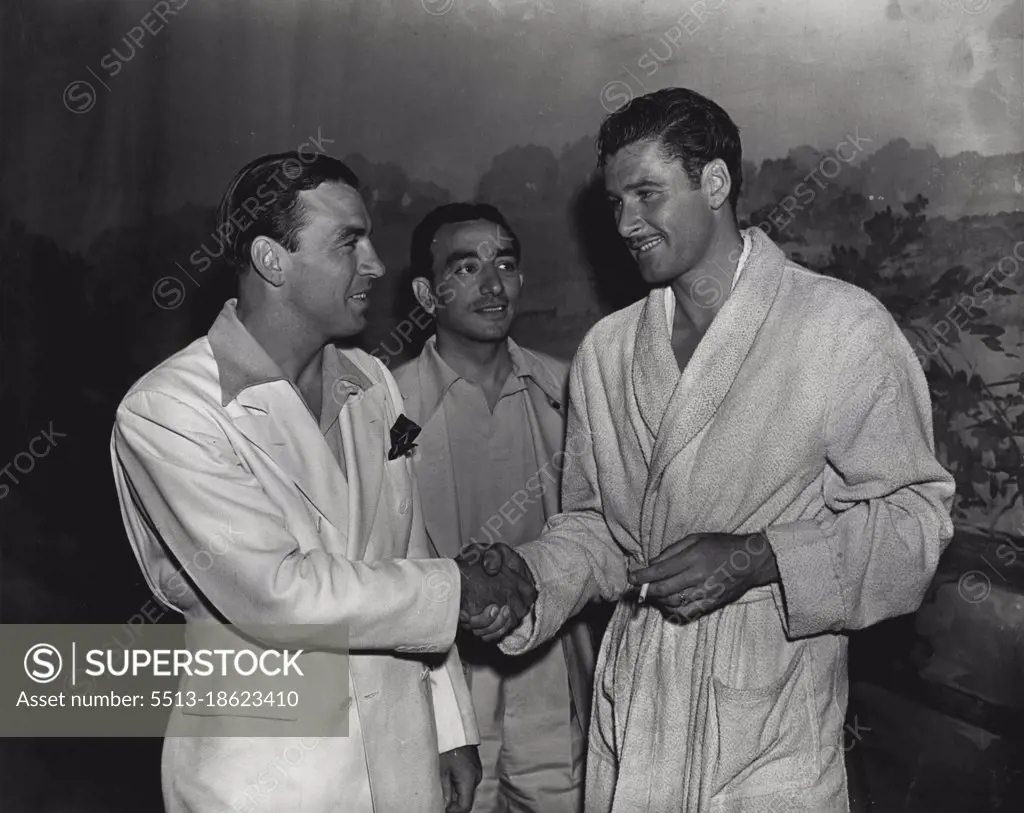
[398,499,410,514]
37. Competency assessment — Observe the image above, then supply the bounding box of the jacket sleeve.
[767,310,955,638]
[500,344,629,656]
[111,387,462,653]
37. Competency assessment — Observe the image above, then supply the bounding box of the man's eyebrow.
[333,225,368,242]
[444,246,518,265]
[443,249,480,265]
[607,178,662,201]
[621,178,662,192]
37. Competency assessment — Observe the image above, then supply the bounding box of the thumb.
[482,546,504,576]
[439,763,452,805]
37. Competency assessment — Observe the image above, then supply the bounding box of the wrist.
[749,530,778,586]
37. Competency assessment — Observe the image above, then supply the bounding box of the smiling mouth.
[349,292,369,302]
[631,236,664,254]
[476,303,509,315]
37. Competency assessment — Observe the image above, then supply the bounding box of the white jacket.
[110,299,477,813]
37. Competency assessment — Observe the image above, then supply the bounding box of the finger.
[630,555,696,586]
[475,606,514,640]
[644,572,703,600]
[507,553,534,583]
[482,546,505,576]
[440,766,452,806]
[627,541,697,585]
[506,592,529,622]
[647,535,702,566]
[461,604,499,630]
[467,604,508,635]
[655,586,706,609]
[662,603,703,626]
[451,773,474,813]
[479,619,516,643]
[516,575,538,606]
[663,594,713,625]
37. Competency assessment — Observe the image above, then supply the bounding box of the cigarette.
[638,582,650,605]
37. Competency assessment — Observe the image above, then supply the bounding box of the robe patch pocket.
[710,645,818,800]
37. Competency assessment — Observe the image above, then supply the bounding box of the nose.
[478,264,505,296]
[359,240,386,279]
[616,200,642,240]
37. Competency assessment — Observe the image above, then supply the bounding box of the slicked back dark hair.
[410,202,521,284]
[596,87,743,211]
[215,151,360,273]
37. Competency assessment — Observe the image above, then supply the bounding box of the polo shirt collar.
[418,335,535,423]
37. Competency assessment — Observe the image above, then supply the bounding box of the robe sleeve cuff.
[767,521,848,638]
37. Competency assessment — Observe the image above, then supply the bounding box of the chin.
[641,256,692,286]
[639,266,677,287]
[468,327,510,343]
[333,318,365,339]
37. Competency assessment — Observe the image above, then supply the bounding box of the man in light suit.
[395,204,601,812]
[110,152,537,813]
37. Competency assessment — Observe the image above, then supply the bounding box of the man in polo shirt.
[110,154,537,813]
[395,203,597,813]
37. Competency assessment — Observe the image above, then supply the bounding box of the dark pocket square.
[388,414,422,460]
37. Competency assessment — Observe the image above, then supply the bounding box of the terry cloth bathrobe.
[111,299,477,813]
[499,228,955,812]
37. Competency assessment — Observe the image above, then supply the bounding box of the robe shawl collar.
[632,228,787,550]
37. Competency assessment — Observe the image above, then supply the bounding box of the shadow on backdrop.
[569,173,650,314]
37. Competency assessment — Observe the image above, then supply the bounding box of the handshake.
[454,542,538,643]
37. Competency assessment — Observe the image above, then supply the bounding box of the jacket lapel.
[335,385,387,553]
[230,381,351,536]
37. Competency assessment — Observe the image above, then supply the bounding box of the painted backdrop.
[1,0,1021,810]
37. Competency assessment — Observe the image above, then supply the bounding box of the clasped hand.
[627,531,778,623]
[455,542,537,642]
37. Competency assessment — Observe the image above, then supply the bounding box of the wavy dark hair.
[409,202,521,283]
[215,151,360,273]
[597,87,743,211]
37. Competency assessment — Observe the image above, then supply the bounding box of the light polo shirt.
[416,339,548,552]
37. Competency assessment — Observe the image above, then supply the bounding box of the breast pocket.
[710,644,819,801]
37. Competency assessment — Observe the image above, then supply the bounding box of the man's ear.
[412,276,438,315]
[702,159,732,211]
[250,236,287,287]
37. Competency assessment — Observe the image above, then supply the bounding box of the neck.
[236,298,326,392]
[670,220,744,333]
[434,329,513,388]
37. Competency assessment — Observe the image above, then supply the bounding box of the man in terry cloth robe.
[394,203,598,812]
[461,88,955,812]
[110,152,537,813]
